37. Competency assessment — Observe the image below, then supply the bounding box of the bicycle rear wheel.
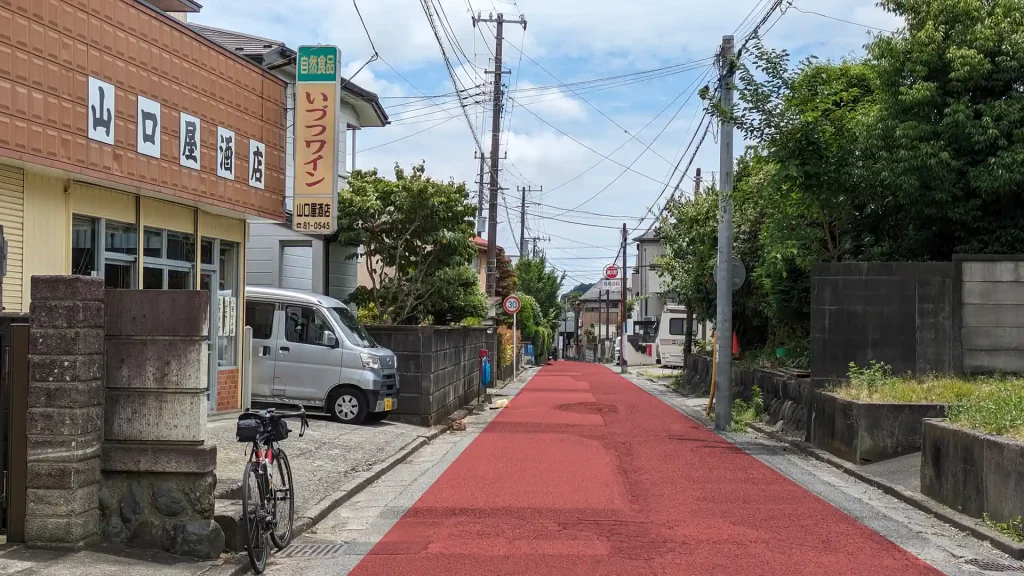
[270,447,295,549]
[242,461,269,574]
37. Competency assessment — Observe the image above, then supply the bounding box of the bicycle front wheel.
[270,448,295,550]
[242,461,269,574]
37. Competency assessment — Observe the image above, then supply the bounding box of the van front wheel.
[328,389,367,425]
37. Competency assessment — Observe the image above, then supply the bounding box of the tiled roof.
[187,23,283,58]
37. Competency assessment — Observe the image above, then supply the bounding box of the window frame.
[245,300,277,341]
[669,317,685,336]
[71,215,139,289]
[283,304,337,348]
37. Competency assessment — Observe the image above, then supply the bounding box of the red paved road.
[350,362,942,575]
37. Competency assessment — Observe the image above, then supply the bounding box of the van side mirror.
[322,330,338,347]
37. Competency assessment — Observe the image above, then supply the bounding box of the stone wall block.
[106,339,208,389]
[105,291,209,337]
[28,406,104,437]
[30,276,104,302]
[27,432,103,464]
[28,460,101,491]
[29,301,105,329]
[104,391,207,443]
[30,329,105,356]
[28,381,105,410]
[103,443,217,474]
[25,510,100,547]
[27,485,100,517]
[29,355,104,383]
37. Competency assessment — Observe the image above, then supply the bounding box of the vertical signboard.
[293,45,340,234]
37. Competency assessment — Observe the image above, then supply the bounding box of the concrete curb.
[748,422,1024,561]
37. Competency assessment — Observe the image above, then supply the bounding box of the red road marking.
[350,362,942,575]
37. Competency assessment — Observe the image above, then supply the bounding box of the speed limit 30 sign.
[503,295,521,315]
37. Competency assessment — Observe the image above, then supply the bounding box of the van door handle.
[279,347,290,355]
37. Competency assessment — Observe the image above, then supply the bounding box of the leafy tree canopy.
[337,163,483,325]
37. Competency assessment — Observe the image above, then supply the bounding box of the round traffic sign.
[713,257,747,292]
[503,295,522,315]
[604,264,620,280]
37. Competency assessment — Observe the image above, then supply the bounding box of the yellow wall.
[199,211,245,243]
[71,183,136,224]
[23,172,69,311]
[142,197,194,233]
[0,165,24,312]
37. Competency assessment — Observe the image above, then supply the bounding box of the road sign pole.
[513,312,517,378]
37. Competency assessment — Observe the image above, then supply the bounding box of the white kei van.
[244,287,399,425]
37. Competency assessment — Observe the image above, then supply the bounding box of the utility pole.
[475,152,486,236]
[519,185,526,255]
[684,168,700,366]
[516,186,542,256]
[620,223,627,374]
[603,289,610,361]
[474,12,526,309]
[715,36,736,431]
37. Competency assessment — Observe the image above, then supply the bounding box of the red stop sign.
[604,264,620,280]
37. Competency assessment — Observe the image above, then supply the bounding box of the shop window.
[217,241,239,367]
[168,269,192,290]
[105,222,138,255]
[143,229,163,259]
[143,267,164,290]
[201,238,214,266]
[71,216,98,277]
[167,231,195,263]
[104,262,134,289]
[71,215,137,288]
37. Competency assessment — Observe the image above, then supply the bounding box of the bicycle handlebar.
[246,406,309,438]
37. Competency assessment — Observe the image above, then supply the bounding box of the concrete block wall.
[366,326,491,426]
[26,276,105,549]
[811,262,955,383]
[957,258,1024,373]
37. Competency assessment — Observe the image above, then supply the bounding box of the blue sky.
[191,0,900,290]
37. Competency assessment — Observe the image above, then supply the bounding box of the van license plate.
[384,398,393,411]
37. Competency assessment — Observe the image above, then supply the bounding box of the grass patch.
[984,514,1024,543]
[728,386,764,432]
[832,361,1024,440]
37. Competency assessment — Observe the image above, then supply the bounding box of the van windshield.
[328,307,377,348]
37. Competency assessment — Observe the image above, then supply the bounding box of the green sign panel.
[297,46,339,83]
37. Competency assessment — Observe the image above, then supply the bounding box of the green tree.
[495,247,516,301]
[867,0,1024,258]
[514,255,565,327]
[337,163,482,325]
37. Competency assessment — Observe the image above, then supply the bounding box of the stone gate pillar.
[100,290,223,559]
[26,276,105,549]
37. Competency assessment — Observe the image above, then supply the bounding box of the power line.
[419,0,485,153]
[789,4,894,32]
[360,116,459,152]
[548,66,714,217]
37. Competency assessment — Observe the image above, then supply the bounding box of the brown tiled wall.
[0,0,287,220]
[216,368,239,412]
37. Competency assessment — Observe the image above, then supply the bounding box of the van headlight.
[360,353,380,369]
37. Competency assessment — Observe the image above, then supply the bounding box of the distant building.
[578,279,623,342]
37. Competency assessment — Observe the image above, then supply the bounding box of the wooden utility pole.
[473,12,526,305]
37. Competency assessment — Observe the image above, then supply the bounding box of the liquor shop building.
[0,0,288,412]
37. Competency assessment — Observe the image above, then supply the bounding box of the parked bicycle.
[235,407,309,574]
